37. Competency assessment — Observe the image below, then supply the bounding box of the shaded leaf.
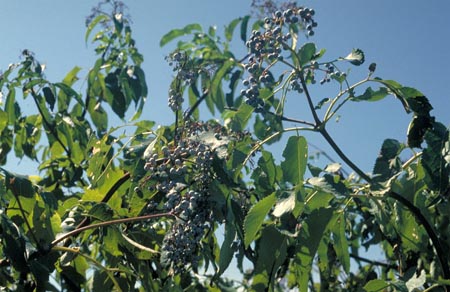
[407,115,433,148]
[331,213,350,273]
[422,122,449,192]
[297,43,316,66]
[240,15,250,42]
[372,139,403,184]
[244,193,276,247]
[295,208,333,291]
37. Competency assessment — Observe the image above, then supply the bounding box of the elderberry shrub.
[242,6,317,110]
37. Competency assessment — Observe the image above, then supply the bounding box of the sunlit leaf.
[281,136,308,185]
[160,23,202,47]
[343,48,365,65]
[273,191,296,217]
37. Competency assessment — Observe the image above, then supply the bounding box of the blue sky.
[1,1,449,175]
[1,0,449,280]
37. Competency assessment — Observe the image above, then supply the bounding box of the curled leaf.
[344,48,365,66]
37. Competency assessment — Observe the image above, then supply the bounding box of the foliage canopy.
[0,1,449,291]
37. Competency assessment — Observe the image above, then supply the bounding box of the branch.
[264,110,316,127]
[52,212,175,247]
[319,128,372,183]
[388,191,450,281]
[183,88,209,120]
[299,74,322,126]
[350,253,397,270]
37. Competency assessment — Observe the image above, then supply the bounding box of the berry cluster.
[166,51,199,85]
[318,63,346,85]
[241,7,317,110]
[168,88,184,112]
[142,122,222,273]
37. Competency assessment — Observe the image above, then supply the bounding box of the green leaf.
[297,43,316,66]
[225,18,241,42]
[364,279,391,291]
[252,150,278,192]
[344,48,365,65]
[211,60,234,113]
[217,199,237,276]
[5,86,18,125]
[352,87,389,102]
[331,213,350,273]
[1,167,35,198]
[1,215,28,272]
[42,86,56,111]
[104,227,123,257]
[422,122,449,192]
[372,139,403,184]
[295,207,333,291]
[252,225,287,290]
[85,14,109,43]
[407,115,433,148]
[62,66,82,86]
[0,109,8,132]
[281,136,308,185]
[160,23,202,47]
[240,15,250,42]
[244,193,276,247]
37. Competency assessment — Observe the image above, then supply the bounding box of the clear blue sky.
[1,0,449,280]
[1,1,449,174]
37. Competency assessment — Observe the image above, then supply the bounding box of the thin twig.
[184,88,209,120]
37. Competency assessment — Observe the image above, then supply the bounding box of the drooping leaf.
[244,193,276,247]
[217,198,237,277]
[240,15,250,43]
[372,139,403,184]
[85,14,109,43]
[225,17,242,42]
[160,23,202,47]
[295,207,333,291]
[252,225,287,290]
[42,86,56,111]
[407,115,433,148]
[331,213,350,273]
[422,122,449,193]
[281,136,308,185]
